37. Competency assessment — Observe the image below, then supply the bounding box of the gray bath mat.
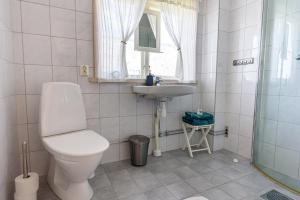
[260,190,294,200]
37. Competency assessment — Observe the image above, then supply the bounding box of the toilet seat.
[42,130,109,161]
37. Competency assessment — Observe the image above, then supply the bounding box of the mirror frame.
[134,9,161,53]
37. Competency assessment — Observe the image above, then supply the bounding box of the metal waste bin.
[128,135,150,166]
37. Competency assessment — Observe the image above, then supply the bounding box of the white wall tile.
[16,95,27,124]
[30,151,49,176]
[76,0,92,13]
[53,66,77,82]
[99,94,119,117]
[76,12,92,40]
[224,134,239,153]
[226,94,241,114]
[15,64,25,94]
[137,114,153,136]
[51,37,76,66]
[50,7,75,38]
[137,98,153,115]
[242,72,258,95]
[50,0,75,10]
[119,116,137,140]
[12,33,23,64]
[17,124,29,153]
[120,94,136,116]
[166,134,180,151]
[240,94,255,116]
[25,0,49,6]
[83,93,99,119]
[226,73,242,93]
[21,1,50,35]
[229,7,246,31]
[26,95,40,123]
[11,0,22,32]
[246,0,262,27]
[119,142,130,160]
[231,0,246,10]
[238,135,252,158]
[100,117,119,143]
[239,115,253,138]
[166,112,181,131]
[78,75,99,93]
[77,40,93,67]
[99,83,119,94]
[244,25,260,50]
[25,65,52,94]
[28,123,44,151]
[23,34,52,65]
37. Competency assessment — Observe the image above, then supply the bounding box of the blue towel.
[182,116,214,126]
[185,112,214,120]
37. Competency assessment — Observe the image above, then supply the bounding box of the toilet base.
[49,179,93,200]
[47,157,94,200]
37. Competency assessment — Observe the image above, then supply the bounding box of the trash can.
[128,135,150,166]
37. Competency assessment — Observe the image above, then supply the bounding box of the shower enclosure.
[253,0,300,193]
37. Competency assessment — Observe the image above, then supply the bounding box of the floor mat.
[260,190,294,200]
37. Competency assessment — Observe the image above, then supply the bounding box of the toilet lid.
[184,197,208,200]
[43,130,109,157]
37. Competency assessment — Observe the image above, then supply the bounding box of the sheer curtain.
[160,0,199,81]
[94,0,147,80]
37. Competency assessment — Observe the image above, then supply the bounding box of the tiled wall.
[15,0,203,176]
[220,0,262,158]
[0,0,20,198]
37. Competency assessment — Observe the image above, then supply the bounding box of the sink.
[133,85,196,99]
[133,84,196,157]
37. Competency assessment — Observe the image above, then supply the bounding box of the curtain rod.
[149,0,200,11]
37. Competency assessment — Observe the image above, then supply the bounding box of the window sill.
[88,77,197,85]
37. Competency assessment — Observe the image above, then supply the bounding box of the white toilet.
[39,82,109,200]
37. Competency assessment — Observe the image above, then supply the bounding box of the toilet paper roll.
[14,172,39,200]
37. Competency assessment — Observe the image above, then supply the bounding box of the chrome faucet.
[155,77,161,86]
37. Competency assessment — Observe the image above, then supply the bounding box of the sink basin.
[133,85,196,99]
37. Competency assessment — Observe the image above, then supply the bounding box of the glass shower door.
[253,0,300,193]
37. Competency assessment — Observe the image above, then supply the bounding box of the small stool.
[182,121,213,158]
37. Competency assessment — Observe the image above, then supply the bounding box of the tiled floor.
[38,149,300,200]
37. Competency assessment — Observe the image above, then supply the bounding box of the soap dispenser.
[145,69,155,86]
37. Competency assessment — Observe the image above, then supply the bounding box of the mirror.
[135,10,161,52]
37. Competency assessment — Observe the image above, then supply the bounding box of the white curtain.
[160,0,198,81]
[94,0,147,80]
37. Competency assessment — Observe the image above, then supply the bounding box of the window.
[94,0,198,82]
[126,13,178,79]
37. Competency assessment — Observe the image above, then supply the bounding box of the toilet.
[39,82,109,200]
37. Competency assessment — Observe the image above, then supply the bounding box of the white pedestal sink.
[133,85,196,156]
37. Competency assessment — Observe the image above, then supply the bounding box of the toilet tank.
[40,82,87,137]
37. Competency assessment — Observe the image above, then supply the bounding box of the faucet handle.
[155,77,161,86]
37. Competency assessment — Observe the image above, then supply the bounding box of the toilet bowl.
[40,82,109,200]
